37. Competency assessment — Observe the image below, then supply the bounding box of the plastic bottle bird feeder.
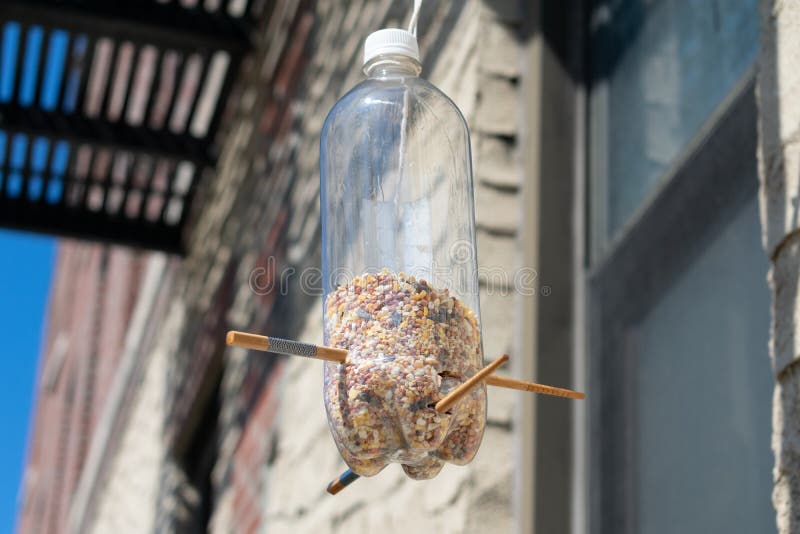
[226,10,584,495]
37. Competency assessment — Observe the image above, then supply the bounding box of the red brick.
[18,243,148,534]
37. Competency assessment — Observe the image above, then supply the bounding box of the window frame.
[585,60,759,534]
[518,2,761,533]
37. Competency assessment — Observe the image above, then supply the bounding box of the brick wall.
[18,243,147,534]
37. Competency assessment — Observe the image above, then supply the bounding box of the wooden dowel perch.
[227,330,585,399]
[485,375,585,399]
[226,331,347,362]
[226,329,587,495]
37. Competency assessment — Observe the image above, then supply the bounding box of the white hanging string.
[395,0,424,207]
[408,0,423,36]
[396,1,423,213]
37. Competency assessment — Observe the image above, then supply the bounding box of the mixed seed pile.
[323,269,485,480]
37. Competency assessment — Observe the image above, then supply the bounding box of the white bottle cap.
[363,28,420,66]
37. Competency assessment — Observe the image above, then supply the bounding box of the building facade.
[18,244,152,533]
[21,1,525,532]
[17,0,794,533]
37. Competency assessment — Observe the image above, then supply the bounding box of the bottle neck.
[363,54,422,78]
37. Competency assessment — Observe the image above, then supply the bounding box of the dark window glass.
[590,0,759,242]
[630,198,772,533]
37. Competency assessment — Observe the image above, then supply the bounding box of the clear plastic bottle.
[320,28,485,480]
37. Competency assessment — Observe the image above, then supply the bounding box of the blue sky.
[0,22,87,533]
[0,22,73,531]
[0,230,54,533]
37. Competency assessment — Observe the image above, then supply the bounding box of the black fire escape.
[0,0,256,253]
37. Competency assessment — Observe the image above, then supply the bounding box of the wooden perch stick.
[227,331,585,399]
[226,331,347,362]
[485,375,585,399]
[435,354,509,413]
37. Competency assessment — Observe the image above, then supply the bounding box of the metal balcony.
[0,0,255,252]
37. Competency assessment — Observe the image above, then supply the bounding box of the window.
[631,197,772,533]
[586,1,772,533]
[589,0,760,246]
